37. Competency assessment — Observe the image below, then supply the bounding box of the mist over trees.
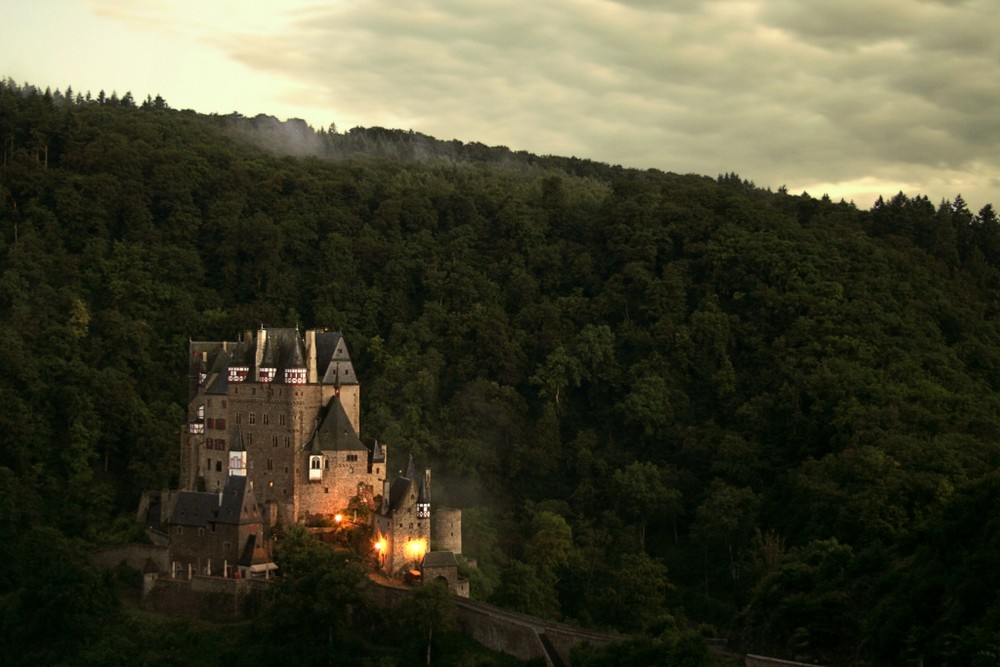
[2,78,1000,665]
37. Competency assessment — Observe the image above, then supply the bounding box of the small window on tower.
[236,413,242,424]
[263,414,269,425]
[215,461,222,472]
[249,413,256,425]
[279,414,286,426]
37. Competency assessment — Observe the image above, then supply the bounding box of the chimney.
[306,329,318,383]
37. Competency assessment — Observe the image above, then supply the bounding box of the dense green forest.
[2,79,999,666]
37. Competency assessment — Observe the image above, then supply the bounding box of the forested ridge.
[2,79,1000,666]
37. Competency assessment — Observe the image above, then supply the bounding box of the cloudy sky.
[6,0,999,209]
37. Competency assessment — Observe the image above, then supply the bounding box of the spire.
[228,426,247,476]
[417,468,431,519]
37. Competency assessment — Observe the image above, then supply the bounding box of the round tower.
[432,507,462,555]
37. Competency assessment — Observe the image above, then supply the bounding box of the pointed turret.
[283,333,307,384]
[417,469,431,519]
[258,331,277,383]
[228,426,247,476]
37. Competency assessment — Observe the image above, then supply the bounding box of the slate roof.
[169,475,260,527]
[385,475,416,514]
[238,533,271,567]
[189,328,357,388]
[422,551,458,569]
[316,331,358,386]
[304,398,367,453]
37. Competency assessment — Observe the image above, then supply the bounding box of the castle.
[141,327,464,588]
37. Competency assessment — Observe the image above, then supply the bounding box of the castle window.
[267,459,273,470]
[176,526,183,535]
[206,457,211,469]
[215,461,222,472]
[224,541,230,551]
[198,527,204,537]
[236,413,242,424]
[284,436,290,448]
[263,414,269,425]
[249,413,256,425]
[272,436,278,447]
[325,459,329,470]
[279,414,286,426]
[222,400,227,408]
[216,418,226,430]
[346,454,358,462]
[246,434,253,445]
[207,418,215,429]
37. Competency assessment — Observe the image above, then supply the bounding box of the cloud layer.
[91,0,1000,207]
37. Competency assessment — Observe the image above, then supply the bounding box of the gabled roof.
[304,398,366,453]
[216,475,261,524]
[168,475,260,527]
[170,491,219,527]
[316,331,358,386]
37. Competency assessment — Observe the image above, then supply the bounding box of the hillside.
[2,79,999,665]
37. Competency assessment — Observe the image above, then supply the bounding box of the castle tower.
[432,508,462,555]
[372,457,432,576]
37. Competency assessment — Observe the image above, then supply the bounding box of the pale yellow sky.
[4,0,999,210]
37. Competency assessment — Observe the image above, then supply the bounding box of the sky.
[5,0,999,210]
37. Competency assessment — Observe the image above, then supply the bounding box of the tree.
[612,461,681,550]
[691,480,759,590]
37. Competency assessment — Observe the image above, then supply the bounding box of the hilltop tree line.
[2,78,1000,665]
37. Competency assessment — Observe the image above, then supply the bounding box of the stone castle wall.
[91,543,170,573]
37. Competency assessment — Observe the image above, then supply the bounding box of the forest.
[1,79,999,666]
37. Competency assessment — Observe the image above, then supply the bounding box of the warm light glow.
[334,513,342,524]
[405,538,427,562]
[374,538,387,553]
